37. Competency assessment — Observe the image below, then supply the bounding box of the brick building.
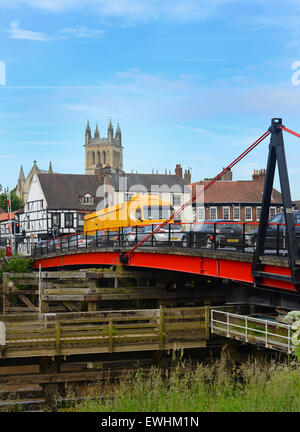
[191,169,282,223]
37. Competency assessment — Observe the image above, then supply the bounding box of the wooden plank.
[56,322,61,355]
[16,295,38,311]
[4,273,38,279]
[62,302,80,312]
[42,295,87,301]
[8,280,39,287]
[43,288,99,295]
[165,322,206,331]
[4,307,38,313]
[41,271,87,279]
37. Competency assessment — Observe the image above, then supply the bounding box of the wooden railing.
[0,307,208,359]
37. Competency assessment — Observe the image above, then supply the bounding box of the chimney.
[252,169,266,183]
[95,163,104,183]
[175,164,183,179]
[184,169,191,185]
[104,164,112,175]
[220,168,232,181]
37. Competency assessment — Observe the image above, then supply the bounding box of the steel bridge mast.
[252,118,300,289]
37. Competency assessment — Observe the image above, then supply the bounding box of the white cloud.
[59,26,104,38]
[7,20,50,41]
[59,68,300,128]
[5,21,104,41]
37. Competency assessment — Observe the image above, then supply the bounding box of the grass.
[64,358,300,412]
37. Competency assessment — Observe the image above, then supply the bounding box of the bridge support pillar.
[39,356,63,411]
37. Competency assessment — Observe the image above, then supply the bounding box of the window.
[269,207,276,219]
[65,213,73,228]
[143,205,171,220]
[80,194,94,205]
[210,207,217,219]
[197,207,205,221]
[51,213,60,227]
[245,207,252,221]
[223,206,230,220]
[173,194,181,206]
[233,206,240,221]
[78,213,85,226]
[257,206,261,221]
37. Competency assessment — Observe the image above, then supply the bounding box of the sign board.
[0,322,6,346]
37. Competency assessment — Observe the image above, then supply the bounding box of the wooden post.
[205,306,210,340]
[159,307,164,350]
[88,302,98,312]
[2,273,9,314]
[39,357,62,411]
[56,322,61,355]
[108,319,113,353]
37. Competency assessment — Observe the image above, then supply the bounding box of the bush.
[0,255,33,309]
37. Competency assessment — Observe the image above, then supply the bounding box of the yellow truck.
[84,194,174,235]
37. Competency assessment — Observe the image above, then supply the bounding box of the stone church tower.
[84,120,123,175]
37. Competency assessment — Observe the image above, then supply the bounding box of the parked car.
[66,234,89,248]
[151,223,188,247]
[121,223,188,247]
[187,219,243,250]
[250,211,300,250]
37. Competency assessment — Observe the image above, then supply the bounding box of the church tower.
[84,120,123,175]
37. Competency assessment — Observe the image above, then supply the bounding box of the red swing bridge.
[32,118,300,311]
[0,119,299,408]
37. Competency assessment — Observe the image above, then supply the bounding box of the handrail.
[211,309,294,354]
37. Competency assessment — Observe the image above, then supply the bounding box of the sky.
[1,0,300,197]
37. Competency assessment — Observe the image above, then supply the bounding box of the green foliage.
[66,360,300,413]
[3,256,33,275]
[0,255,33,308]
[0,185,24,212]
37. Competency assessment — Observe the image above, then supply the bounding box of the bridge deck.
[33,246,297,292]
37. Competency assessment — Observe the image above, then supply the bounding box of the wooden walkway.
[0,307,209,359]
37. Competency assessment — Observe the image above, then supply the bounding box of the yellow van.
[84,194,174,235]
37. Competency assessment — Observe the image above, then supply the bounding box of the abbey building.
[84,120,123,175]
[15,160,54,204]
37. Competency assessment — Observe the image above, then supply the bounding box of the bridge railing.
[0,307,208,359]
[211,309,295,354]
[31,221,300,258]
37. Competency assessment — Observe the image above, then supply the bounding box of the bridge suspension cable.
[121,129,271,261]
[280,125,300,139]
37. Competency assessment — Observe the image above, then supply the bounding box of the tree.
[0,185,24,212]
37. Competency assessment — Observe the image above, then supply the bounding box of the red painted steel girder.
[33,250,297,293]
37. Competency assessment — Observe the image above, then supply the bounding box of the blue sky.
[1,0,300,197]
